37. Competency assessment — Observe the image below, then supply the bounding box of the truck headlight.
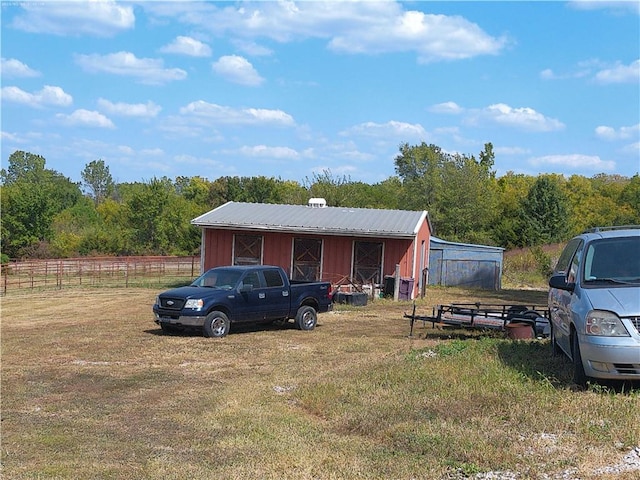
[585,310,629,337]
[185,299,204,310]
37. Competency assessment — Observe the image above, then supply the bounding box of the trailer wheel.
[203,311,230,338]
[295,305,317,331]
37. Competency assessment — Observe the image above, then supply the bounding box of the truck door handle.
[282,291,289,297]
[259,293,265,299]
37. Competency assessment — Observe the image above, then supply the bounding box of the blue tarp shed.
[428,237,504,290]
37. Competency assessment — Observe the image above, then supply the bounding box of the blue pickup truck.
[153,265,333,337]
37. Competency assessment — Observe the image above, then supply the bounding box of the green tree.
[1,151,82,258]
[520,175,569,245]
[81,159,115,205]
[619,174,640,223]
[493,172,536,248]
[124,178,200,255]
[0,150,46,185]
[394,142,445,213]
[394,142,497,242]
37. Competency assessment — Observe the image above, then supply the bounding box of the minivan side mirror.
[549,274,575,292]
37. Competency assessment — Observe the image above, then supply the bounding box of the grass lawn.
[2,286,638,479]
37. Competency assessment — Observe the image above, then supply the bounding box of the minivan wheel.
[571,332,588,387]
[550,324,562,356]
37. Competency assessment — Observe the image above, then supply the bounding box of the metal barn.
[191,200,432,299]
[428,237,504,290]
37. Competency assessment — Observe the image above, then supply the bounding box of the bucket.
[506,322,534,340]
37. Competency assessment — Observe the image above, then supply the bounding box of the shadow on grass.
[496,340,640,393]
[145,320,321,337]
[483,288,548,305]
[417,327,640,393]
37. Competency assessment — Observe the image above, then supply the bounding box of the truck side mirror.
[549,274,575,292]
[239,283,253,293]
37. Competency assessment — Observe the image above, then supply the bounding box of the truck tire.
[295,305,317,331]
[203,311,230,338]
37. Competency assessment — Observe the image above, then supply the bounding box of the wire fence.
[1,256,201,295]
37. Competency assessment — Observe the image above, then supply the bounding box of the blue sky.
[1,1,639,186]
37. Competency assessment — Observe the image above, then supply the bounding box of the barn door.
[233,234,263,265]
[292,238,322,281]
[353,241,383,285]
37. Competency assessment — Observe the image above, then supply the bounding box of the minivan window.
[583,237,640,282]
[567,240,584,283]
[555,238,583,274]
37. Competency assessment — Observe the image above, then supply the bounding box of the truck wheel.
[295,305,317,331]
[203,311,230,338]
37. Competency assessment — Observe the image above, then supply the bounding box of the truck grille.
[159,297,186,310]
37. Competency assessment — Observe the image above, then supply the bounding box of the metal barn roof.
[192,201,430,239]
[430,236,505,252]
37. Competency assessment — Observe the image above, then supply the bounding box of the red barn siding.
[201,218,431,298]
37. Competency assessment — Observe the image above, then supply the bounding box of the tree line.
[1,145,639,262]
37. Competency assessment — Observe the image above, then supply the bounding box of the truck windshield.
[192,269,243,290]
[583,237,640,284]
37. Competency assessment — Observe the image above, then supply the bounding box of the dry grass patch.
[1,287,638,479]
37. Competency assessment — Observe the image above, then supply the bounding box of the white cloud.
[1,85,72,108]
[160,36,212,57]
[539,67,591,81]
[180,101,294,126]
[429,102,464,114]
[568,1,640,15]
[232,40,274,57]
[530,154,615,171]
[543,59,640,84]
[238,145,300,159]
[495,146,531,155]
[56,109,115,128]
[11,1,135,36]
[212,55,264,86]
[75,51,187,85]
[140,148,164,156]
[595,123,640,141]
[342,120,427,139]
[329,9,509,62]
[97,98,162,117]
[145,2,508,63]
[1,58,40,78]
[620,141,640,156]
[468,103,565,132]
[594,59,640,84]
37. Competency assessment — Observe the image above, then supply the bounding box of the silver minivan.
[548,226,640,386]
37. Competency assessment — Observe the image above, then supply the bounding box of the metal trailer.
[403,303,550,338]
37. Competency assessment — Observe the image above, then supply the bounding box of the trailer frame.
[403,302,550,338]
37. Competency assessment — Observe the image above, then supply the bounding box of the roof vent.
[308,198,327,208]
